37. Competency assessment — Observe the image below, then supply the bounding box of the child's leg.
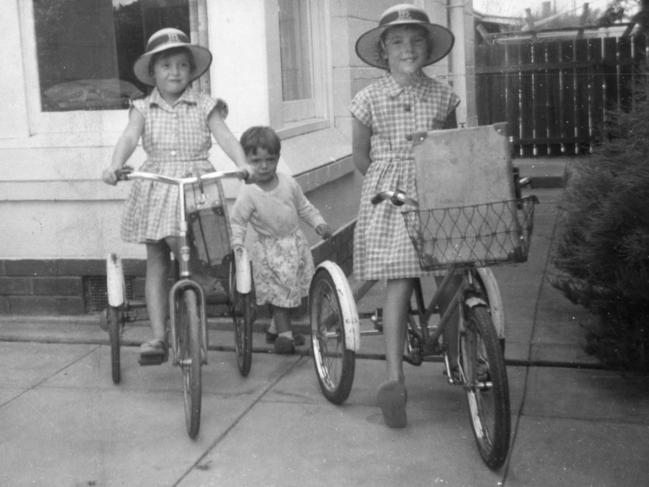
[145,241,172,343]
[383,278,414,383]
[377,278,413,428]
[272,305,291,334]
[271,305,305,354]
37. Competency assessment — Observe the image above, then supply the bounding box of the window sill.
[275,119,330,140]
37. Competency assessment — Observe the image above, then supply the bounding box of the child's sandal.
[139,339,168,365]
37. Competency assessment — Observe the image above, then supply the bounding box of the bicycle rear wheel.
[459,305,510,469]
[228,254,254,377]
[177,288,202,439]
[105,306,122,384]
[309,266,356,405]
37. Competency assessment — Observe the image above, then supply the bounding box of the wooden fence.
[475,30,649,157]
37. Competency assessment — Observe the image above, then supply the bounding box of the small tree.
[553,70,649,371]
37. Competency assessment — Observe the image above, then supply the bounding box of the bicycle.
[309,175,536,469]
[101,167,253,439]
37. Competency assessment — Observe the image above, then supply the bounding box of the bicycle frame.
[121,169,248,366]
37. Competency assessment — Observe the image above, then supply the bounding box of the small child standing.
[101,28,249,362]
[351,4,459,427]
[230,126,332,354]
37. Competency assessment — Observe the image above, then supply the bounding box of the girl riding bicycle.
[101,28,249,362]
[350,4,459,428]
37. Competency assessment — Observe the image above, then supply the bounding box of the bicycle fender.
[477,267,505,339]
[106,253,125,307]
[315,261,361,352]
[235,247,252,294]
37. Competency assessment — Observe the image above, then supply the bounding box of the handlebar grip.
[370,193,384,205]
[115,166,133,181]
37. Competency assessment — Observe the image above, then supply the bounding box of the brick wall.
[0,221,355,316]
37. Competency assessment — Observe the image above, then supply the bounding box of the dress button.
[171,150,177,156]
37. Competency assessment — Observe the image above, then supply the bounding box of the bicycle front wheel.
[459,305,510,469]
[309,266,356,405]
[177,288,202,439]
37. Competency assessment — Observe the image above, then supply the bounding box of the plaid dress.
[350,72,460,280]
[121,88,218,243]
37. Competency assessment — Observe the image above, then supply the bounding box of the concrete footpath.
[1,159,648,486]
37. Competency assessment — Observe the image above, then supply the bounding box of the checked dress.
[350,72,460,280]
[121,87,219,243]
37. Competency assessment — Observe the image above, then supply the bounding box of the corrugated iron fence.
[475,31,649,157]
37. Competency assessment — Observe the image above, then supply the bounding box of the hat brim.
[355,22,454,70]
[133,43,212,86]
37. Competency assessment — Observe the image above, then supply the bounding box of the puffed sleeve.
[198,92,218,119]
[349,86,373,128]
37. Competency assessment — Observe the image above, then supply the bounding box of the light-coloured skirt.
[250,230,314,308]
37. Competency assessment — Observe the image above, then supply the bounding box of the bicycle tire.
[459,305,510,469]
[177,288,202,439]
[309,267,355,405]
[229,254,254,377]
[107,306,122,385]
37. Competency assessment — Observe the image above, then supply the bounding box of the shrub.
[553,74,649,371]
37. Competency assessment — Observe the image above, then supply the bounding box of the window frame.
[17,0,206,139]
[266,0,332,138]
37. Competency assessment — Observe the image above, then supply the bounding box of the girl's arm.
[208,111,248,168]
[352,117,372,176]
[292,179,332,239]
[102,108,145,185]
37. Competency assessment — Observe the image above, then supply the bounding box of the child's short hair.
[148,46,196,77]
[240,126,281,156]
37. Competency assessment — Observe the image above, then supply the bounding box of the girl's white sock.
[267,317,277,334]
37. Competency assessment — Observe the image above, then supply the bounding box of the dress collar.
[148,87,199,109]
[380,71,428,99]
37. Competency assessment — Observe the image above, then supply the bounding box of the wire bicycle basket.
[402,196,538,270]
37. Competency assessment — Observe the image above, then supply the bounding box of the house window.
[32,0,190,112]
[278,0,312,102]
[268,0,330,132]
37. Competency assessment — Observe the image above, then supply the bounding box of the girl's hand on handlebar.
[316,223,333,240]
[101,166,133,185]
[101,167,119,185]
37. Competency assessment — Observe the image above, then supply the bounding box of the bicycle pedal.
[138,352,168,366]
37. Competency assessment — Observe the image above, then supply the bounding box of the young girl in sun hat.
[101,27,250,362]
[350,4,460,428]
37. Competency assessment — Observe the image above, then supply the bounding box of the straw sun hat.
[133,28,212,86]
[355,4,455,70]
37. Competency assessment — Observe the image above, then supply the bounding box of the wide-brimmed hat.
[355,4,454,70]
[133,28,212,86]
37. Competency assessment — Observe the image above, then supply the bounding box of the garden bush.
[553,75,649,371]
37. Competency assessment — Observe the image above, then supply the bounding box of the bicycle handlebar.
[372,168,532,208]
[115,166,249,185]
[371,190,419,207]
